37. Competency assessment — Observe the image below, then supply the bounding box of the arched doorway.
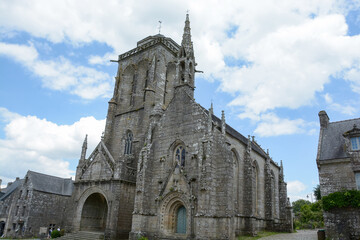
[176,206,186,234]
[80,193,108,232]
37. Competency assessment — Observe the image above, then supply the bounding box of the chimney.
[0,179,2,191]
[7,182,13,188]
[319,110,329,128]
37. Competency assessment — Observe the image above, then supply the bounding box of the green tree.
[292,199,324,229]
[292,199,311,215]
[313,184,321,201]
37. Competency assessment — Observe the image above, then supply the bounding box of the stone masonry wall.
[324,208,360,240]
[319,159,356,196]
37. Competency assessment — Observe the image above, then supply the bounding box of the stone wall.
[324,208,360,240]
[3,187,71,238]
[318,159,356,196]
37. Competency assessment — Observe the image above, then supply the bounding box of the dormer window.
[351,137,360,150]
[343,124,360,151]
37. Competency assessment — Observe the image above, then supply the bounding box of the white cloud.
[1,0,360,136]
[253,113,315,137]
[323,93,357,115]
[0,42,112,99]
[224,14,360,117]
[287,180,316,202]
[88,52,118,66]
[288,180,306,193]
[0,107,105,186]
[344,65,360,94]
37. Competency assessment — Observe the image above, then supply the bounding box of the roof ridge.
[330,117,360,124]
[28,170,71,180]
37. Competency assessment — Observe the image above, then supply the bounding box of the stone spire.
[80,134,88,161]
[280,160,284,179]
[180,13,194,58]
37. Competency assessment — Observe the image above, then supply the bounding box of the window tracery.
[124,131,133,155]
[175,145,186,168]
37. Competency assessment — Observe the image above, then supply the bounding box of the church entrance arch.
[80,193,108,232]
[160,192,189,236]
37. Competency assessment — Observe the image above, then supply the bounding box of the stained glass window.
[175,146,185,167]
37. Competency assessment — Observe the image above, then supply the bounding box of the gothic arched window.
[124,131,133,155]
[175,145,186,168]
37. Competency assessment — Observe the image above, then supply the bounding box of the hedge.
[322,190,360,211]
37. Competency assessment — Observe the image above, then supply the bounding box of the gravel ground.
[260,229,319,240]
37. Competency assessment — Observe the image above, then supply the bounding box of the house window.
[351,137,360,150]
[15,206,19,216]
[124,131,133,155]
[356,172,360,190]
[175,146,186,167]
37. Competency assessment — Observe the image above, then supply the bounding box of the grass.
[238,231,281,240]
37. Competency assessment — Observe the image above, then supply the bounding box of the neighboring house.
[316,110,360,239]
[0,171,73,238]
[0,178,23,237]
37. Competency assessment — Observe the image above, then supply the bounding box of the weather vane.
[158,20,162,34]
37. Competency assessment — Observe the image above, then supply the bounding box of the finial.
[267,149,269,155]
[101,131,105,141]
[246,135,252,154]
[221,110,226,135]
[80,134,88,161]
[209,101,213,115]
[158,20,162,34]
[82,134,88,149]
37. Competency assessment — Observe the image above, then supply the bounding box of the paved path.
[260,229,318,240]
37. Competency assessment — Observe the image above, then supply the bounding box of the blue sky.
[1,0,360,202]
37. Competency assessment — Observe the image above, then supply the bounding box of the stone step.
[57,231,104,240]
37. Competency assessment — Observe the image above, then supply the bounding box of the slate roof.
[203,108,268,159]
[319,117,360,161]
[0,179,23,201]
[27,171,74,196]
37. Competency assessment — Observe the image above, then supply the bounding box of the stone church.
[72,14,292,239]
[0,14,292,240]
